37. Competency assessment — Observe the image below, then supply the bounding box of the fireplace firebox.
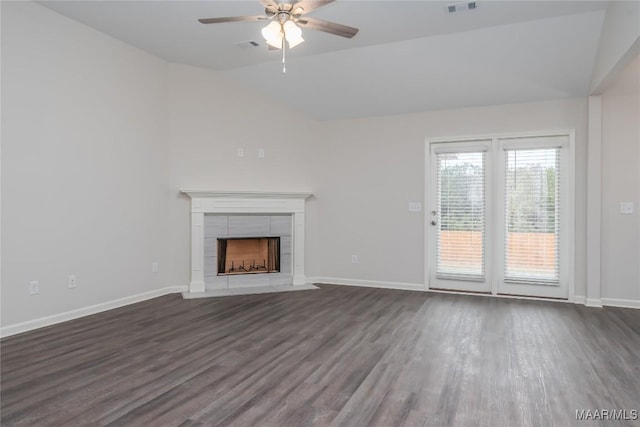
[217,237,280,276]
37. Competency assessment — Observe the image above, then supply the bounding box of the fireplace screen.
[217,237,280,275]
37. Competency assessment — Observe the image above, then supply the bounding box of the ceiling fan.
[198,0,359,73]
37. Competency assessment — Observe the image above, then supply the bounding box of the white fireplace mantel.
[180,190,312,294]
[181,190,312,199]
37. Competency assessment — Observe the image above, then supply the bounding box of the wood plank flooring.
[1,284,639,426]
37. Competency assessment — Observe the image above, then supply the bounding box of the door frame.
[425,130,576,301]
[427,139,493,293]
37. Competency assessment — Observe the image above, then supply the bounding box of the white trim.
[425,287,573,304]
[586,96,602,305]
[567,130,576,302]
[6,283,630,340]
[0,286,188,338]
[310,280,638,309]
[585,298,604,308]
[426,130,577,144]
[424,142,430,293]
[182,284,318,299]
[308,277,425,292]
[601,298,640,309]
[311,278,578,305]
[180,190,312,199]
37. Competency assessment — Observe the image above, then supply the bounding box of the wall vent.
[447,2,478,13]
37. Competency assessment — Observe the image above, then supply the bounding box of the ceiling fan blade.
[297,17,359,38]
[292,0,335,15]
[198,16,266,24]
[258,0,279,12]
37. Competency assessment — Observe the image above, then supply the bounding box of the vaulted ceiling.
[40,1,609,120]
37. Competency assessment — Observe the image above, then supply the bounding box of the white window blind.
[504,148,560,284]
[436,151,486,279]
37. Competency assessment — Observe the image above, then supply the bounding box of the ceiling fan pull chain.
[282,33,286,74]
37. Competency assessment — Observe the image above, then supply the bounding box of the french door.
[427,133,572,299]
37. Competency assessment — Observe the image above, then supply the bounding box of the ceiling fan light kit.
[199,0,358,74]
[261,19,304,50]
[283,20,304,48]
[261,20,284,48]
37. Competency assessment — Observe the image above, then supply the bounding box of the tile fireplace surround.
[180,191,313,298]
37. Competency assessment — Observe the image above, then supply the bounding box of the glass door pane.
[496,135,569,299]
[429,142,491,293]
[436,152,486,278]
[504,148,560,283]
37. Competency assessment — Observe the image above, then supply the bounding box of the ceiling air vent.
[447,2,478,13]
[235,41,260,49]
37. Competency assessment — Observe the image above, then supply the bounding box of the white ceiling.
[40,0,609,120]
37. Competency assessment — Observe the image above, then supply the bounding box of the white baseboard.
[0,286,188,338]
[601,298,640,309]
[308,277,425,292]
[310,280,640,310]
[585,298,604,308]
[5,283,634,339]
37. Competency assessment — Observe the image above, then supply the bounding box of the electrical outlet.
[408,202,422,212]
[237,148,245,157]
[152,262,159,273]
[351,255,358,264]
[30,281,39,295]
[620,202,634,214]
[258,148,265,158]
[68,274,77,288]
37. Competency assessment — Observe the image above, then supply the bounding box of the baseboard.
[585,298,604,308]
[310,281,635,309]
[601,298,640,309]
[308,277,425,292]
[0,286,188,338]
[7,282,630,339]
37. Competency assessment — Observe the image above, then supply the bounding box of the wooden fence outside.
[439,231,556,274]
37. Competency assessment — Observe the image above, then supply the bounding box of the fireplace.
[180,190,311,295]
[217,237,280,275]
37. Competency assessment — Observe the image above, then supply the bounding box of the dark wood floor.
[1,285,639,427]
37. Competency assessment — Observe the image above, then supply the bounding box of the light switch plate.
[620,202,634,214]
[408,202,422,212]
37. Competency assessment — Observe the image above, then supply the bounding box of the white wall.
[600,54,640,304]
[1,2,171,328]
[165,63,319,288]
[308,99,589,298]
[590,0,640,92]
